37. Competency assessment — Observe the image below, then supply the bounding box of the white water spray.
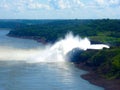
[30,32,109,62]
[0,32,109,62]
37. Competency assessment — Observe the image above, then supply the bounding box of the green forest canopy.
[7,19,120,46]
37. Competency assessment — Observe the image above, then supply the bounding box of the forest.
[1,19,120,79]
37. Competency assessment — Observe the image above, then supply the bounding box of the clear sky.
[0,0,120,19]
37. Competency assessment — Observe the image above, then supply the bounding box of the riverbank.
[7,34,48,44]
[75,63,120,90]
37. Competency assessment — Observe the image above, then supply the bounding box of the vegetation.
[78,47,120,79]
[0,19,120,79]
[7,19,120,45]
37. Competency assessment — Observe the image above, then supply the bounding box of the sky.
[0,0,120,19]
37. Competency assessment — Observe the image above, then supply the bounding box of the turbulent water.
[0,30,106,90]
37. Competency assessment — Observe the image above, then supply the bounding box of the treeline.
[5,19,120,79]
[0,19,56,29]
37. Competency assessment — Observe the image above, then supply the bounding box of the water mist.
[0,32,110,63]
[30,32,109,63]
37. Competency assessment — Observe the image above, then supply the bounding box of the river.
[0,30,104,90]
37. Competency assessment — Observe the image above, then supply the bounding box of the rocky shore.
[75,63,120,90]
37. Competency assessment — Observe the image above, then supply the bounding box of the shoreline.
[75,63,120,90]
[7,34,48,44]
[7,34,120,90]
